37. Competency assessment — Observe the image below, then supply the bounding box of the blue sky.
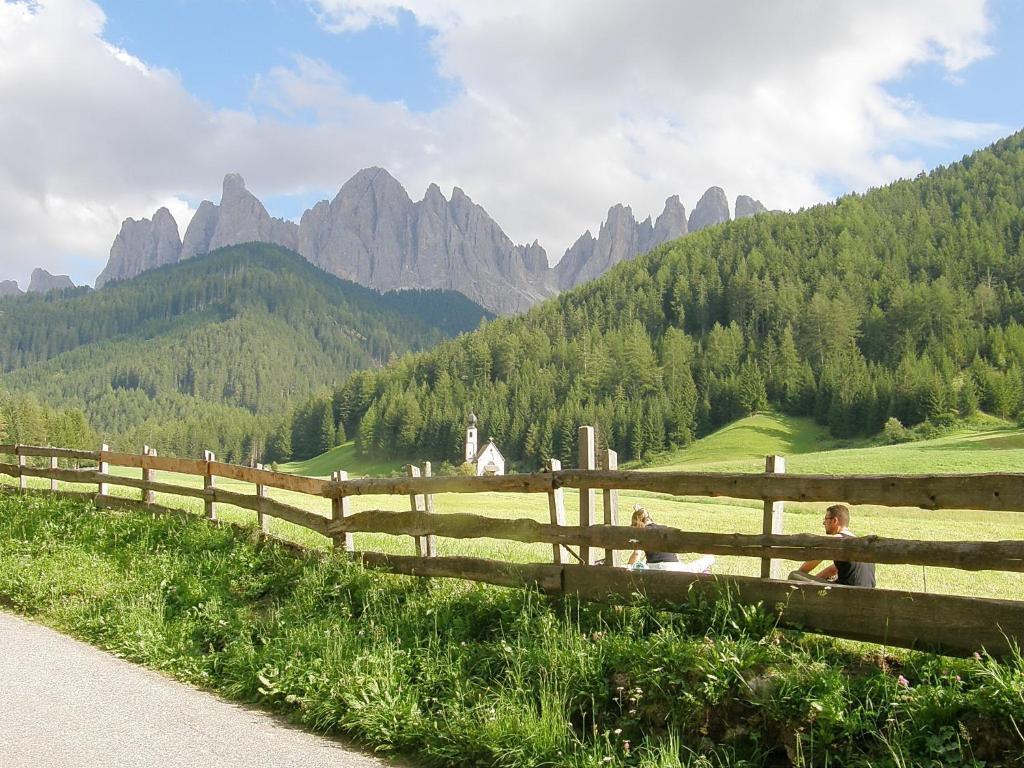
[0,0,1020,287]
[98,1,456,114]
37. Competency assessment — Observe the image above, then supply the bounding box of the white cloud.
[0,0,1004,289]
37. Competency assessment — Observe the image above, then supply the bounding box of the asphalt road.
[0,611,398,768]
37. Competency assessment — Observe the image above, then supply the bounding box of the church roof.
[475,439,504,462]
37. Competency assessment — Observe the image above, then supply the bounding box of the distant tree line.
[0,387,96,452]
[267,131,1024,468]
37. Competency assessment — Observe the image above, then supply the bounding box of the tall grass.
[1,491,1022,767]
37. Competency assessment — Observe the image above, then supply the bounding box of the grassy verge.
[1,491,1023,767]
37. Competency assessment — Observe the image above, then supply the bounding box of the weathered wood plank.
[554,469,1024,513]
[94,474,209,500]
[256,465,270,534]
[203,450,216,520]
[761,455,785,579]
[0,462,20,478]
[602,448,619,567]
[547,458,569,564]
[421,462,437,558]
[330,470,352,550]
[327,510,1024,572]
[0,444,16,455]
[560,565,1024,658]
[323,472,554,498]
[206,488,330,536]
[98,451,207,475]
[208,461,328,496]
[19,466,98,484]
[358,552,563,593]
[578,426,597,564]
[14,445,100,460]
[98,443,109,496]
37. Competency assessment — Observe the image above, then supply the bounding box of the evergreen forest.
[0,244,490,461]
[319,130,1024,469]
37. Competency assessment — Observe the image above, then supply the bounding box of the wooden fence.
[2,428,1023,659]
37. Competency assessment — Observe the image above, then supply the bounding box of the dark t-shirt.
[834,531,876,587]
[644,523,679,564]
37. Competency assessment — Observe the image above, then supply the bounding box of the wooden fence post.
[761,455,786,579]
[98,443,109,497]
[578,426,597,564]
[142,445,156,505]
[16,445,26,492]
[49,448,58,492]
[420,461,436,557]
[547,458,568,564]
[406,464,425,555]
[405,462,421,552]
[331,470,352,551]
[256,464,270,533]
[602,448,619,567]
[203,450,216,520]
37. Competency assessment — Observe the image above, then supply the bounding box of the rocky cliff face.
[28,268,75,293]
[553,196,688,290]
[99,170,766,313]
[0,280,23,297]
[298,169,554,315]
[735,195,767,219]
[97,207,182,287]
[181,174,299,259]
[688,187,731,232]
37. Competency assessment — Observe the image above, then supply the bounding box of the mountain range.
[1,268,77,296]
[1,243,490,460]
[97,170,766,314]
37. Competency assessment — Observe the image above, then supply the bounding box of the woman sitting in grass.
[625,504,715,573]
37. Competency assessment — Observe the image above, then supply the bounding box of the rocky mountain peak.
[222,173,247,201]
[652,195,688,244]
[97,205,183,287]
[688,187,731,232]
[735,194,767,219]
[28,268,75,293]
[180,173,299,259]
[0,279,23,297]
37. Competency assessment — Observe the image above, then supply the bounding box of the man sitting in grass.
[788,504,876,587]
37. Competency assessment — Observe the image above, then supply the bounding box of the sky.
[0,0,1021,289]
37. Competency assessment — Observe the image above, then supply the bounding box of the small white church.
[464,412,505,476]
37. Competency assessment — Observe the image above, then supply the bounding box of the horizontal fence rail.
[1,440,1023,658]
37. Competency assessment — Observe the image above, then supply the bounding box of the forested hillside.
[0,244,490,459]
[318,130,1024,469]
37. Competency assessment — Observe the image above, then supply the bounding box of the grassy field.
[2,491,1022,767]
[6,413,1024,602]
[277,441,404,478]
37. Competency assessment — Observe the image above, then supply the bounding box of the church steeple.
[464,412,478,462]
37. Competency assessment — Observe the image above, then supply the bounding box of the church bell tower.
[464,412,478,463]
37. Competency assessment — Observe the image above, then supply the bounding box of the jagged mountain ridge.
[98,170,767,314]
[28,268,75,293]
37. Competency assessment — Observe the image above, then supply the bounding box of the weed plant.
[1,491,1022,767]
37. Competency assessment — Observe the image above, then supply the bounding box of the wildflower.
[897,675,910,687]
[613,728,622,735]
[623,740,631,755]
